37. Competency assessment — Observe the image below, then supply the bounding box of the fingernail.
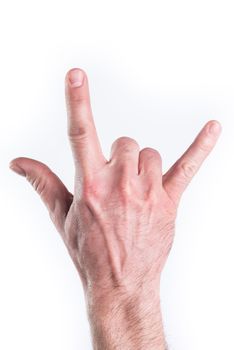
[9,162,26,176]
[209,121,221,135]
[68,68,84,88]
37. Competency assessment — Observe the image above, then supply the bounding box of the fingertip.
[9,157,20,169]
[9,160,26,176]
[207,120,222,136]
[65,68,86,88]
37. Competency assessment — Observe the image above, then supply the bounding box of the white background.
[0,0,234,349]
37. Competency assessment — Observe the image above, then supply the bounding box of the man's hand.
[9,68,222,349]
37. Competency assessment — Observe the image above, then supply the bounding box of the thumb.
[9,157,73,234]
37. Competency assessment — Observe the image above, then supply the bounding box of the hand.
[9,68,222,349]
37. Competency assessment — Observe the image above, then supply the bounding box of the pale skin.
[9,68,222,349]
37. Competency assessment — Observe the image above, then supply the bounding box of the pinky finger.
[162,120,222,206]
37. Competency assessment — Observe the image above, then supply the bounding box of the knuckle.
[117,177,133,202]
[147,187,161,204]
[111,136,139,152]
[82,179,97,199]
[67,117,93,140]
[27,168,51,195]
[68,126,88,140]
[80,178,104,207]
[28,177,46,195]
[140,147,162,162]
[179,160,197,179]
[197,138,212,153]
[68,123,93,143]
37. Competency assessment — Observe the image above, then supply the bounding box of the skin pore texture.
[9,68,222,349]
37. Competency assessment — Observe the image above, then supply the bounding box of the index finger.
[65,68,106,179]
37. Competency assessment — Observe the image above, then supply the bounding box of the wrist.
[84,273,162,305]
[85,281,161,315]
[84,282,167,350]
